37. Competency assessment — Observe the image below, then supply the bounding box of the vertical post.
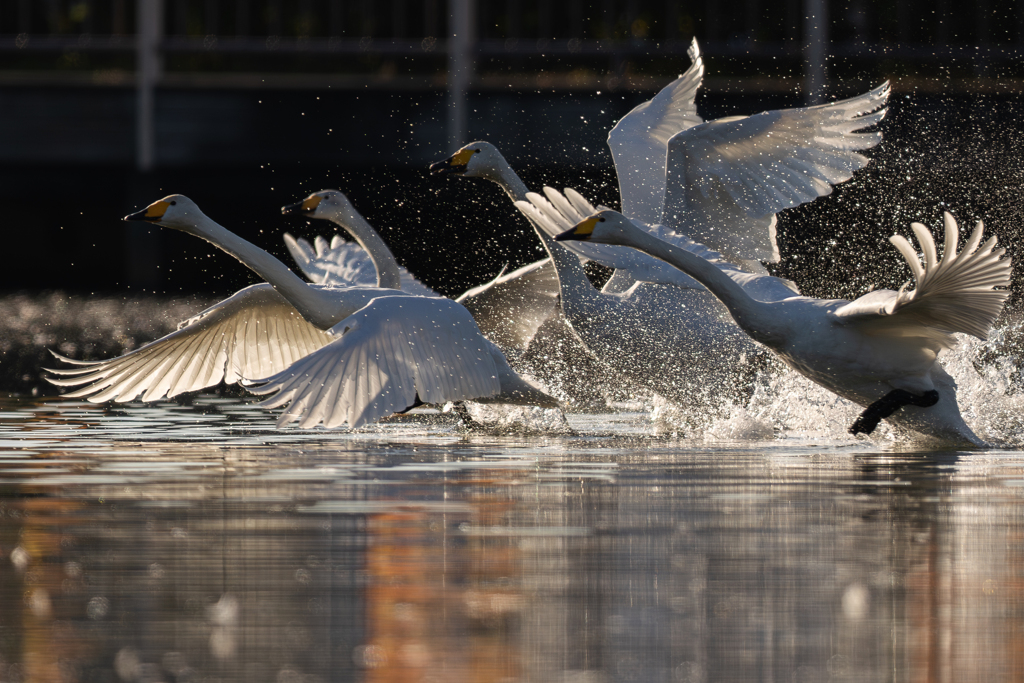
[136,0,162,171]
[803,0,828,105]
[129,0,163,289]
[447,0,474,149]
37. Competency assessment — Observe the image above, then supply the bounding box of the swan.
[432,39,889,286]
[556,209,1012,444]
[430,141,760,408]
[281,190,438,297]
[428,61,885,405]
[283,190,559,359]
[47,194,557,428]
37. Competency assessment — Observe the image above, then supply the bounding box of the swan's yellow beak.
[125,200,170,222]
[282,194,322,215]
[555,216,599,242]
[429,147,475,175]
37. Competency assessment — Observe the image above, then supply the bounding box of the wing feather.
[285,232,439,297]
[45,284,333,402]
[247,296,502,429]
[663,81,889,263]
[608,38,705,224]
[833,214,1012,344]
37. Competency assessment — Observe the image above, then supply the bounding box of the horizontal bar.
[0,34,1020,63]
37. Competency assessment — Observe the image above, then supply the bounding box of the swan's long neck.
[478,152,605,314]
[483,157,530,203]
[322,207,403,290]
[190,214,344,329]
[617,227,778,343]
[531,223,604,317]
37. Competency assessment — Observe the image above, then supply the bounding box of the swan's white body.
[558,210,1012,444]
[48,193,556,428]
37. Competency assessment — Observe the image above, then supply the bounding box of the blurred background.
[1,0,1023,392]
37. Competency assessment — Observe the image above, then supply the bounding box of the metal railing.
[2,0,1021,169]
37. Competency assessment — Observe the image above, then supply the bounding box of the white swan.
[281,191,438,297]
[556,210,1012,444]
[283,190,560,359]
[47,194,557,428]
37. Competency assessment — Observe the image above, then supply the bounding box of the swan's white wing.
[46,284,333,402]
[515,189,706,288]
[456,258,560,354]
[607,38,704,225]
[285,233,377,286]
[663,82,890,263]
[248,296,502,429]
[833,214,1011,345]
[284,233,439,297]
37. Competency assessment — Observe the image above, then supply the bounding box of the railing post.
[803,0,828,105]
[129,0,164,289]
[447,0,475,149]
[136,0,162,171]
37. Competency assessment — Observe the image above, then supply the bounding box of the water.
[1,388,1024,683]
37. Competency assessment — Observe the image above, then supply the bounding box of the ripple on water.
[0,394,1023,683]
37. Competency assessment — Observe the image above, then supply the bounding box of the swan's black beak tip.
[429,158,464,175]
[281,201,305,216]
[554,228,578,242]
[124,209,153,222]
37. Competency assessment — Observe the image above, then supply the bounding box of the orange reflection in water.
[5,494,89,683]
[362,490,522,683]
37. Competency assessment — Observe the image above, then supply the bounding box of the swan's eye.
[474,149,480,154]
[599,217,606,222]
[170,200,177,206]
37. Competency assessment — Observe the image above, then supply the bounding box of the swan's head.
[124,195,207,233]
[281,190,358,223]
[429,141,507,180]
[555,210,636,246]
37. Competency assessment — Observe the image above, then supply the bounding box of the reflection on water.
[1,397,1024,682]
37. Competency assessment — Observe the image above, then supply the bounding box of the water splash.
[943,321,1024,447]
[460,402,575,435]
[650,320,1024,447]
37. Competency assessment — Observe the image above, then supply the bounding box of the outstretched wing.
[284,233,438,297]
[46,284,333,402]
[247,296,502,429]
[608,38,704,225]
[515,187,706,288]
[833,213,1012,346]
[456,257,560,355]
[663,82,890,263]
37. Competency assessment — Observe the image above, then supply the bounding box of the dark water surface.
[1,397,1022,682]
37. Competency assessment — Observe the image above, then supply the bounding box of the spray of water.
[649,320,1024,447]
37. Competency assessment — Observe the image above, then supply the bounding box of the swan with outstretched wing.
[48,194,557,428]
[557,209,1011,444]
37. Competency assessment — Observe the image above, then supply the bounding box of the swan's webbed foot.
[849,389,940,435]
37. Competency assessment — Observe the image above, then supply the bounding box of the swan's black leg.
[450,401,484,429]
[398,394,424,414]
[849,389,940,435]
